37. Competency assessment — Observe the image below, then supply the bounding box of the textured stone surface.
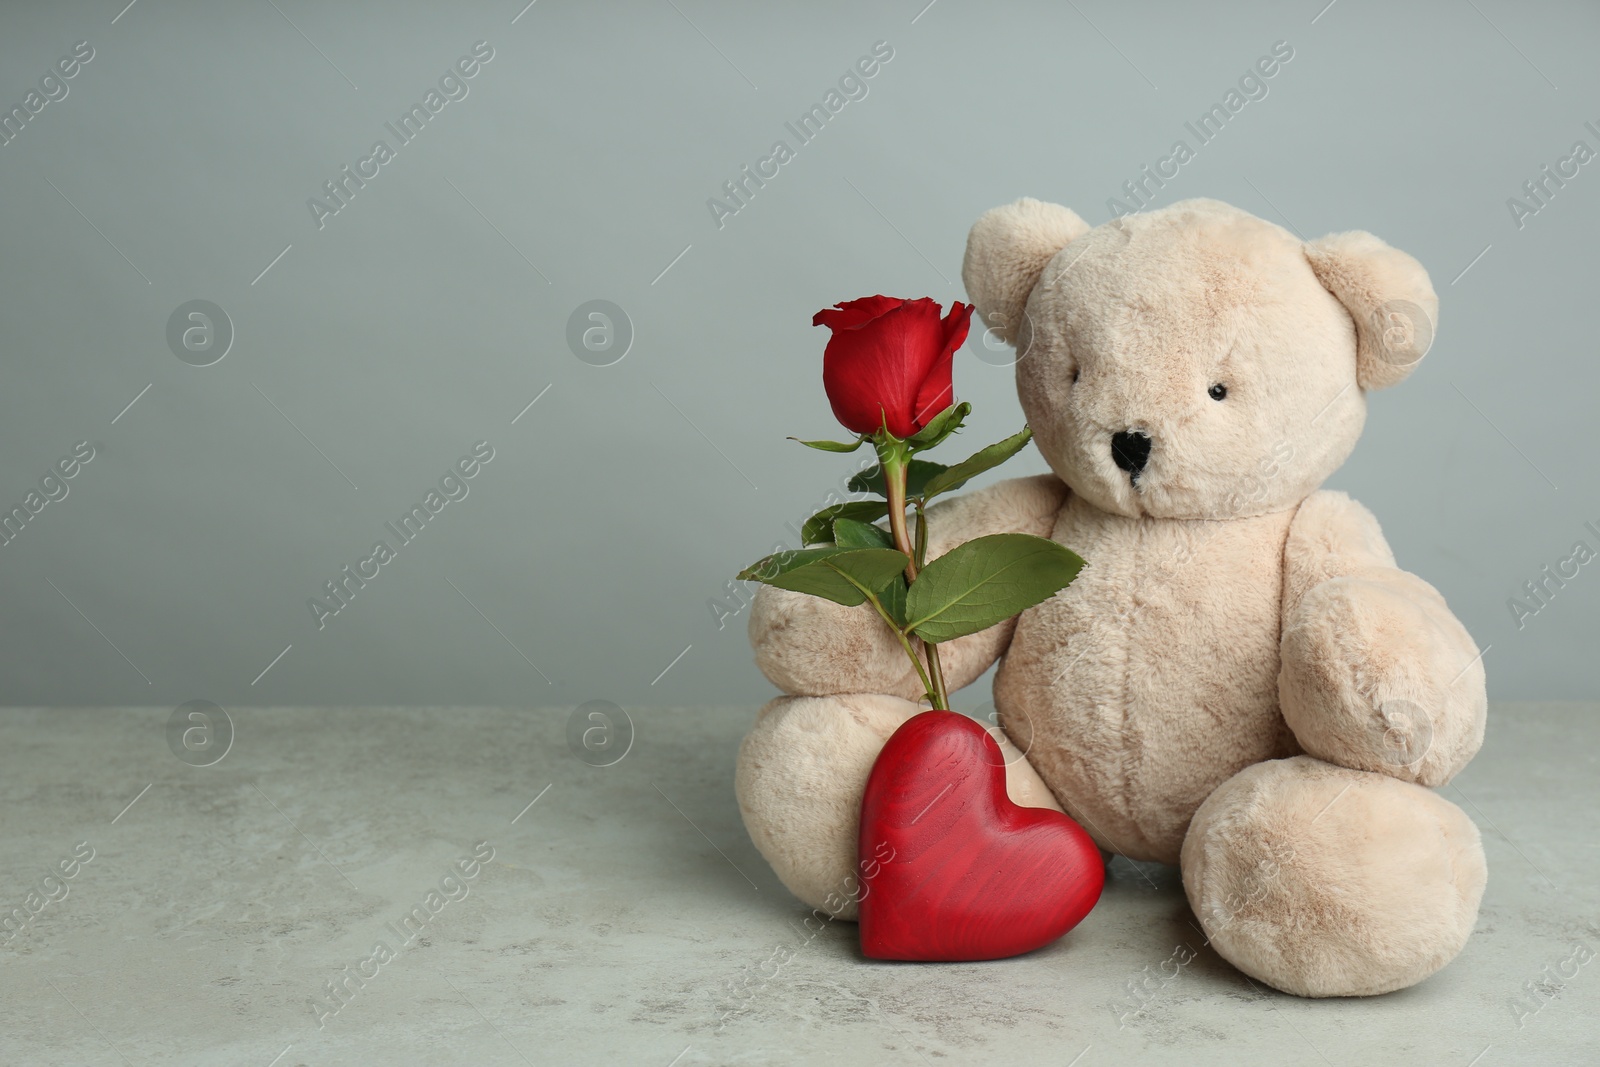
[0,703,1594,1065]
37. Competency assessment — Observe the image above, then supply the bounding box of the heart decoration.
[857,711,1104,961]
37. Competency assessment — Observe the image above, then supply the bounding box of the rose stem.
[856,584,935,704]
[884,449,949,711]
[913,500,950,711]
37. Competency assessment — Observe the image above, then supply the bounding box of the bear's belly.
[995,496,1301,864]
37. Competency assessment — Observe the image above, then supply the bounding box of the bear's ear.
[962,198,1091,345]
[1304,230,1438,390]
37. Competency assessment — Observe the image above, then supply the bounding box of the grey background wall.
[1,0,1594,711]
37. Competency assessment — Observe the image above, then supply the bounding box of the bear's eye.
[1071,369,1080,384]
[1208,383,1228,401]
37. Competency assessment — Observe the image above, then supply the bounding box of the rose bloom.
[813,296,973,439]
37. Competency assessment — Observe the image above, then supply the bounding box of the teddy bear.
[735,197,1488,999]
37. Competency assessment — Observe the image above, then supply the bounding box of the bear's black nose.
[1111,431,1151,478]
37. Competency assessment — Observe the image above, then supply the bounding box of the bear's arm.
[1278,489,1487,786]
[748,473,1069,700]
[1281,489,1398,616]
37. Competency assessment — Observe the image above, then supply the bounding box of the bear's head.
[962,197,1437,520]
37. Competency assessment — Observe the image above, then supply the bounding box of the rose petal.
[812,295,904,331]
[822,298,950,438]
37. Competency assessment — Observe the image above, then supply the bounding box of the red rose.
[813,296,973,439]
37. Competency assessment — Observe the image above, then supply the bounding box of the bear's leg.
[736,693,1062,919]
[1180,754,1485,997]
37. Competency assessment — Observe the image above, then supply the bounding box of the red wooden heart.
[857,711,1104,961]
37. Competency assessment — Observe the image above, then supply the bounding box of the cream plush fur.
[737,198,1487,998]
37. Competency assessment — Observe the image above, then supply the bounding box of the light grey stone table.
[1,704,1595,1066]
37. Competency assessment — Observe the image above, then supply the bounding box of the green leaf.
[905,402,971,452]
[847,459,951,498]
[879,572,910,627]
[920,426,1035,501]
[737,546,911,607]
[831,516,894,549]
[830,518,908,624]
[903,533,1084,643]
[800,500,891,546]
[789,435,866,453]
